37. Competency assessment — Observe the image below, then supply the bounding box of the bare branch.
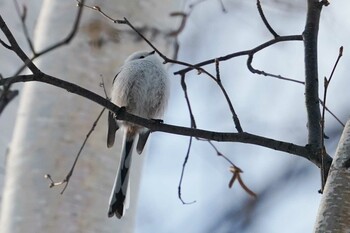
[303,0,323,149]
[0,16,39,73]
[0,1,83,114]
[75,1,223,75]
[215,60,243,132]
[14,0,84,76]
[76,0,124,24]
[168,12,188,37]
[207,140,256,198]
[175,35,303,76]
[219,0,227,13]
[319,100,345,127]
[256,0,279,38]
[180,74,197,128]
[45,76,109,193]
[178,136,196,205]
[230,166,257,198]
[45,107,106,193]
[14,0,35,54]
[0,72,333,171]
[0,74,19,114]
[247,54,305,85]
[75,1,245,133]
[320,46,344,192]
[0,6,334,175]
[0,38,11,50]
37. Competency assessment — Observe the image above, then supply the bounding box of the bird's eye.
[139,56,145,59]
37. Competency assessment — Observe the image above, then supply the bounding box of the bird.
[107,50,169,218]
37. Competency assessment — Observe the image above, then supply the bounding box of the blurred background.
[0,0,349,232]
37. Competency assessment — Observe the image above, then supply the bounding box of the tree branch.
[303,0,323,148]
[0,10,332,175]
[256,0,279,38]
[13,1,84,76]
[175,35,303,76]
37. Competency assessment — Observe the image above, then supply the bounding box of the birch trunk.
[314,120,350,233]
[0,1,180,232]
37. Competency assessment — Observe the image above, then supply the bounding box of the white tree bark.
[0,0,180,232]
[0,0,43,211]
[314,120,350,233]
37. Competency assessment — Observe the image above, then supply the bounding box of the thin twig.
[76,0,124,24]
[207,140,235,166]
[14,0,84,76]
[189,0,207,9]
[215,58,221,82]
[168,12,188,37]
[44,76,110,193]
[0,38,12,50]
[215,60,243,132]
[247,54,305,85]
[75,1,214,75]
[219,0,227,13]
[177,75,197,204]
[256,0,279,38]
[121,17,206,72]
[327,46,343,84]
[320,46,343,192]
[178,136,196,205]
[14,0,35,54]
[165,11,185,59]
[207,140,256,198]
[0,74,19,114]
[0,0,83,114]
[181,74,197,129]
[45,107,106,193]
[100,76,109,99]
[319,99,345,127]
[230,166,257,198]
[175,35,303,75]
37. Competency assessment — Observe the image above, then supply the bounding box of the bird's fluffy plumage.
[107,51,169,218]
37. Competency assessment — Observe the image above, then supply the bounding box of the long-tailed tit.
[107,51,169,218]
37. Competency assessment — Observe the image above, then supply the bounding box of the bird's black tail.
[108,134,134,218]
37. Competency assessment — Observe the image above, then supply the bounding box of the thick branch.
[0,73,332,169]
[0,15,40,73]
[303,0,323,148]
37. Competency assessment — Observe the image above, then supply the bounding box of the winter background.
[1,0,349,232]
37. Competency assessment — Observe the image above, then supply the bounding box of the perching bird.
[107,51,169,218]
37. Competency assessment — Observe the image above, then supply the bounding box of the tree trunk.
[314,119,350,233]
[0,1,180,232]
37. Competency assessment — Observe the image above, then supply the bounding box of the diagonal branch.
[215,60,243,132]
[0,73,332,170]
